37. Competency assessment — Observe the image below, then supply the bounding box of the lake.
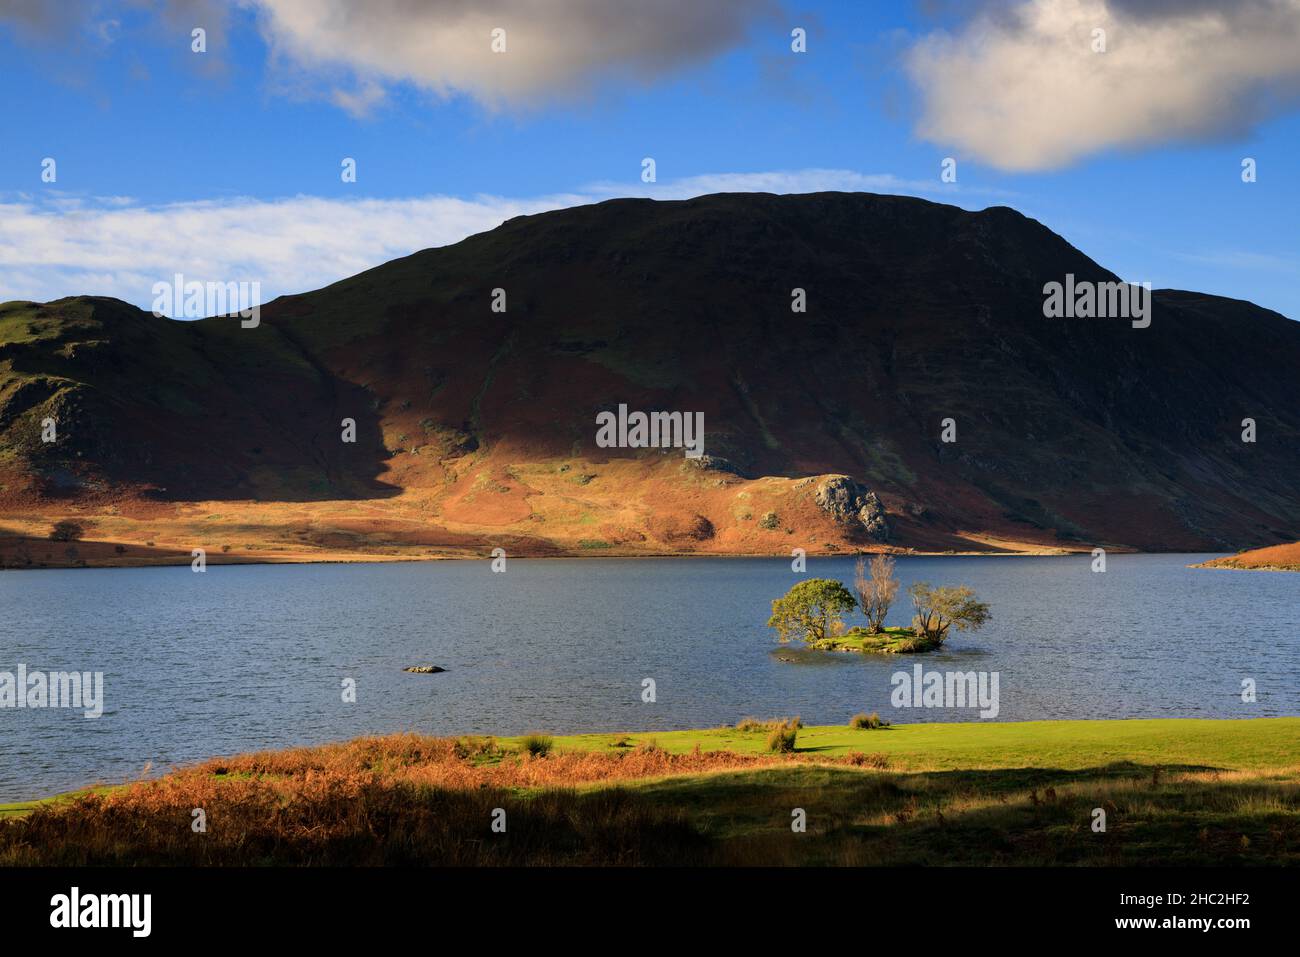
[1,554,1296,801]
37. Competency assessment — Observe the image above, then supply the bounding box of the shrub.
[850,711,889,730]
[845,752,889,769]
[736,716,802,733]
[890,634,930,653]
[759,511,779,530]
[519,734,553,757]
[49,520,84,542]
[765,718,800,753]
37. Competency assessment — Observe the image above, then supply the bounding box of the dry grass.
[189,733,836,787]
[1196,541,1300,572]
[0,734,887,866]
[5,732,1295,867]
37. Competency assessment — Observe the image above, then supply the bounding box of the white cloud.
[1,0,776,111]
[0,171,995,311]
[0,192,577,310]
[243,0,779,111]
[906,0,1300,171]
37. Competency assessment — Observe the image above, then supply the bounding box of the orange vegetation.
[0,734,885,866]
[1196,541,1300,572]
[0,450,1087,570]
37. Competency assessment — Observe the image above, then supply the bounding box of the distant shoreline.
[1193,541,1300,573]
[0,541,1195,571]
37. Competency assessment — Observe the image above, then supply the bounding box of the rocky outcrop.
[814,476,890,541]
[681,455,746,477]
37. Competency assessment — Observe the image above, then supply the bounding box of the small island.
[810,626,935,653]
[768,556,990,654]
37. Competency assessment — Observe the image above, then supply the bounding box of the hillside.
[2,192,1299,567]
[1196,541,1300,572]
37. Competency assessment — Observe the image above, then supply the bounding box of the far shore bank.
[1193,541,1300,573]
[0,538,1185,572]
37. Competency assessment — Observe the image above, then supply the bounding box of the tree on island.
[908,582,991,646]
[854,554,899,633]
[767,578,857,644]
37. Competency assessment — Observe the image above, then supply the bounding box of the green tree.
[768,578,858,644]
[908,582,991,645]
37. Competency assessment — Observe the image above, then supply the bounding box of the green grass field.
[498,718,1300,865]
[504,717,1300,771]
[0,785,121,820]
[4,718,1297,865]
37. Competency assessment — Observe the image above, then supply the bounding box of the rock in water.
[814,476,890,541]
[403,665,446,674]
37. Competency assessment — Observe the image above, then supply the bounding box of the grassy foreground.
[521,717,1300,770]
[2,717,1298,866]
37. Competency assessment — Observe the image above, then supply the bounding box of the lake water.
[1,554,1296,802]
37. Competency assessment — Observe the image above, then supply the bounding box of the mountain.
[2,191,1299,567]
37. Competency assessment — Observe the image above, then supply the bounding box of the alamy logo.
[1042,274,1151,328]
[891,665,1000,719]
[595,404,704,458]
[151,272,261,327]
[0,665,103,718]
[50,887,151,937]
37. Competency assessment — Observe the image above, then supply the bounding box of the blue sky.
[1,0,1298,319]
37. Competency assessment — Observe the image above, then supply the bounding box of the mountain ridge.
[2,191,1298,568]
